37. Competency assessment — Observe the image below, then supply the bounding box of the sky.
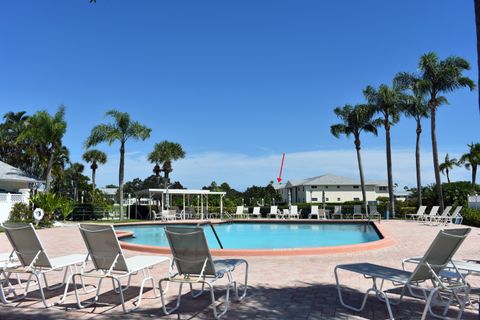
[0,0,479,191]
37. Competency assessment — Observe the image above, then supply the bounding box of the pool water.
[117,223,381,250]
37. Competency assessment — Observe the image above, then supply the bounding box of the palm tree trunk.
[91,167,96,202]
[473,164,478,186]
[415,119,422,207]
[446,168,450,184]
[430,106,445,211]
[355,137,368,215]
[385,122,395,217]
[475,0,480,113]
[119,142,125,220]
[45,150,55,191]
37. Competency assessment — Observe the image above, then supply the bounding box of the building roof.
[275,174,387,189]
[0,161,43,184]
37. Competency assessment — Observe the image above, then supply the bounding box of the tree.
[85,110,151,219]
[395,73,429,206]
[439,154,460,184]
[459,142,480,185]
[82,149,107,193]
[18,106,67,191]
[147,141,186,189]
[364,84,406,217]
[414,52,475,211]
[330,104,381,214]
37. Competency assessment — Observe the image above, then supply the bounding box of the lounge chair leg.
[159,279,182,315]
[72,274,103,309]
[334,267,375,313]
[206,280,230,319]
[189,282,205,298]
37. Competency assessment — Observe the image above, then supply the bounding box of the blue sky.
[0,0,479,190]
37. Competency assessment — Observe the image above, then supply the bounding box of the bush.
[8,202,33,222]
[462,208,480,227]
[399,206,417,216]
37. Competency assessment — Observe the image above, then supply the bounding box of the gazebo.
[134,189,227,220]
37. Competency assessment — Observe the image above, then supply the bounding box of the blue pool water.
[117,223,381,250]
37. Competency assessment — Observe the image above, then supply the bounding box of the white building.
[275,174,389,204]
[0,161,42,222]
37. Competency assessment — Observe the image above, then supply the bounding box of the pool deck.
[1,220,479,319]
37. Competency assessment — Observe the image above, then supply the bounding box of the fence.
[468,195,480,210]
[0,192,29,223]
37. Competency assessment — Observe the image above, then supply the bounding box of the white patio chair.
[428,206,452,225]
[160,226,248,319]
[0,252,20,304]
[335,228,471,320]
[250,206,261,219]
[161,210,177,221]
[419,206,439,223]
[367,205,382,221]
[289,205,299,219]
[233,206,245,219]
[308,205,320,219]
[1,222,87,308]
[352,205,364,219]
[268,205,279,219]
[332,205,342,219]
[72,224,171,313]
[406,205,426,221]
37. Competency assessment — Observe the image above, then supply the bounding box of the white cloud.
[93,148,472,191]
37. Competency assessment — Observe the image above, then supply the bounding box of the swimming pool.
[116,222,381,250]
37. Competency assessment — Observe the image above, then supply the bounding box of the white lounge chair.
[161,210,177,221]
[308,205,322,219]
[335,228,471,320]
[160,226,248,319]
[442,206,463,225]
[406,205,427,221]
[268,205,279,219]
[250,206,261,218]
[233,206,245,219]
[1,222,87,308]
[0,252,20,304]
[332,205,342,219]
[367,205,381,221]
[72,224,171,313]
[352,205,364,219]
[428,206,452,225]
[289,205,299,219]
[419,206,439,223]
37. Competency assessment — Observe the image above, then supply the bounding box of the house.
[0,161,43,222]
[274,174,389,204]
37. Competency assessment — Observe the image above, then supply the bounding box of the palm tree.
[459,142,480,185]
[439,154,460,184]
[85,110,151,219]
[394,73,429,206]
[364,83,406,217]
[148,141,186,189]
[413,52,475,211]
[330,104,380,214]
[82,149,108,194]
[18,106,67,191]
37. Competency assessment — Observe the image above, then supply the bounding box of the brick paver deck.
[0,220,479,319]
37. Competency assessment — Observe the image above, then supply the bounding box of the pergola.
[134,189,227,220]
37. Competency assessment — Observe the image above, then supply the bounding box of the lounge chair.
[232,205,244,219]
[289,205,299,219]
[160,226,248,319]
[335,228,471,320]
[442,206,463,225]
[0,252,20,304]
[72,224,171,313]
[419,206,439,223]
[268,205,279,219]
[428,206,452,225]
[352,205,364,219]
[406,205,427,221]
[332,205,342,219]
[250,206,261,219]
[367,205,381,221]
[162,210,177,221]
[308,206,323,219]
[1,222,87,308]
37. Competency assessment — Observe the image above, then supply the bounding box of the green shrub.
[8,202,33,222]
[462,208,480,227]
[399,206,416,217]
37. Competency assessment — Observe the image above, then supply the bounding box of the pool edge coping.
[116,220,395,256]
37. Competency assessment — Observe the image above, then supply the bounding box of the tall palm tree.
[459,142,480,186]
[439,154,460,184]
[414,52,475,211]
[364,84,406,217]
[330,104,381,214]
[18,106,67,191]
[82,149,108,193]
[85,110,151,219]
[148,141,186,189]
[394,73,429,206]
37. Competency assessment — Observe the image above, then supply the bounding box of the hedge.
[462,208,480,227]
